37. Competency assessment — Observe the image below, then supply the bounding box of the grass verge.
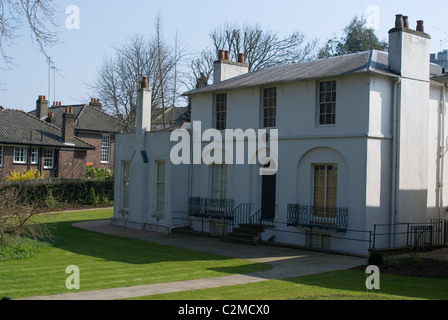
[0,209,270,299]
[128,269,448,300]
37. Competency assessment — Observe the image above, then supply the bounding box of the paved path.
[19,220,365,300]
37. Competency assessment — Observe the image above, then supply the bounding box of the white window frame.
[43,149,54,170]
[210,164,227,200]
[0,146,3,167]
[101,135,111,163]
[155,161,166,214]
[13,147,27,164]
[215,93,227,131]
[262,87,277,128]
[313,164,338,209]
[121,161,130,212]
[317,80,337,126]
[31,148,39,165]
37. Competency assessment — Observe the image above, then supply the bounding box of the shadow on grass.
[278,270,448,300]
[40,219,270,275]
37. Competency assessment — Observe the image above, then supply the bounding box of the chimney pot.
[218,50,225,61]
[238,53,246,64]
[224,50,230,61]
[416,20,425,33]
[141,77,149,89]
[403,16,409,28]
[395,14,404,28]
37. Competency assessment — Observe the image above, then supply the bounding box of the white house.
[112,15,448,255]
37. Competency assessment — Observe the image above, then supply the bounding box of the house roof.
[152,106,189,126]
[30,104,122,134]
[0,108,95,149]
[185,50,445,96]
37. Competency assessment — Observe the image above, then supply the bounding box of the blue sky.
[1,0,447,112]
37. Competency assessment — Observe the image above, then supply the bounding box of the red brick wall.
[57,149,87,179]
[0,146,57,181]
[76,132,115,169]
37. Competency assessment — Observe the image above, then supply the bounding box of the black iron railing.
[188,197,235,218]
[226,203,253,235]
[287,204,348,232]
[371,219,448,251]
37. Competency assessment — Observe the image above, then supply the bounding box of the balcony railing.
[188,197,235,219]
[287,204,348,232]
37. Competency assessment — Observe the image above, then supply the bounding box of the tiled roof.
[0,109,94,149]
[30,104,122,134]
[152,106,189,125]
[185,50,445,95]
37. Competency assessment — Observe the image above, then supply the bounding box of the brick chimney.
[62,106,75,143]
[46,112,55,125]
[36,95,48,119]
[213,50,249,84]
[89,98,102,110]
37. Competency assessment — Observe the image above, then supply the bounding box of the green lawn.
[129,270,448,300]
[0,209,271,299]
[1,208,447,300]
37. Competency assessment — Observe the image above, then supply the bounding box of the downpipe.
[391,77,401,247]
[440,85,447,219]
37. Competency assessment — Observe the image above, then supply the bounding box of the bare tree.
[184,48,215,91]
[0,185,52,245]
[0,0,58,66]
[92,17,186,132]
[188,22,318,88]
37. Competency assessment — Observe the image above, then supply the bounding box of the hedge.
[0,178,114,207]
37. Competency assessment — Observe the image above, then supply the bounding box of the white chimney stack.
[213,50,249,84]
[388,14,431,81]
[136,77,152,136]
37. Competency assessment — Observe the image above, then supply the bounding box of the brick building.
[0,100,95,181]
[30,97,122,171]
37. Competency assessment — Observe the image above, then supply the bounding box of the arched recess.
[296,147,349,207]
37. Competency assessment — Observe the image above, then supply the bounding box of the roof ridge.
[83,103,121,122]
[8,108,64,132]
[1,108,95,149]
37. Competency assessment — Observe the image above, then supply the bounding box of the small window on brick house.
[101,135,111,163]
[0,146,3,167]
[43,149,54,169]
[13,147,27,164]
[31,148,39,165]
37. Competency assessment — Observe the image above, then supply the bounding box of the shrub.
[86,166,114,179]
[0,236,50,262]
[7,169,44,182]
[367,252,384,266]
[1,178,114,208]
[86,187,100,206]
